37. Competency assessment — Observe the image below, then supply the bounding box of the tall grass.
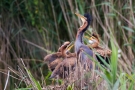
[0,0,135,89]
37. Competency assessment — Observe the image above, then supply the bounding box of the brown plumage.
[87,33,112,57]
[87,33,112,65]
[44,52,62,71]
[50,44,77,79]
[50,55,76,79]
[44,41,72,71]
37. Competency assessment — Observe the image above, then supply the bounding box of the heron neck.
[62,50,67,58]
[75,21,88,53]
[76,30,84,43]
[75,30,85,54]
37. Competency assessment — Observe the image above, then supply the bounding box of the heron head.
[58,41,74,55]
[58,41,70,52]
[75,13,92,29]
[88,33,99,48]
[65,41,74,53]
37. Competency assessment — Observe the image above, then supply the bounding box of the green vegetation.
[0,0,135,90]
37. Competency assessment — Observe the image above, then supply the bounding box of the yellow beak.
[65,41,74,52]
[75,13,87,27]
[84,35,94,40]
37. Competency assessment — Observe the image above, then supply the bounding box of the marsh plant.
[0,0,135,90]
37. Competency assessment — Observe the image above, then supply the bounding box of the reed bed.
[0,0,135,89]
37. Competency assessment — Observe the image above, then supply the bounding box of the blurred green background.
[0,0,135,89]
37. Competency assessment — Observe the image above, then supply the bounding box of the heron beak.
[65,42,74,52]
[84,36,94,44]
[75,13,87,27]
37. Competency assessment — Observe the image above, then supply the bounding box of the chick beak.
[88,37,94,44]
[65,42,74,53]
[75,13,87,27]
[84,36,90,39]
